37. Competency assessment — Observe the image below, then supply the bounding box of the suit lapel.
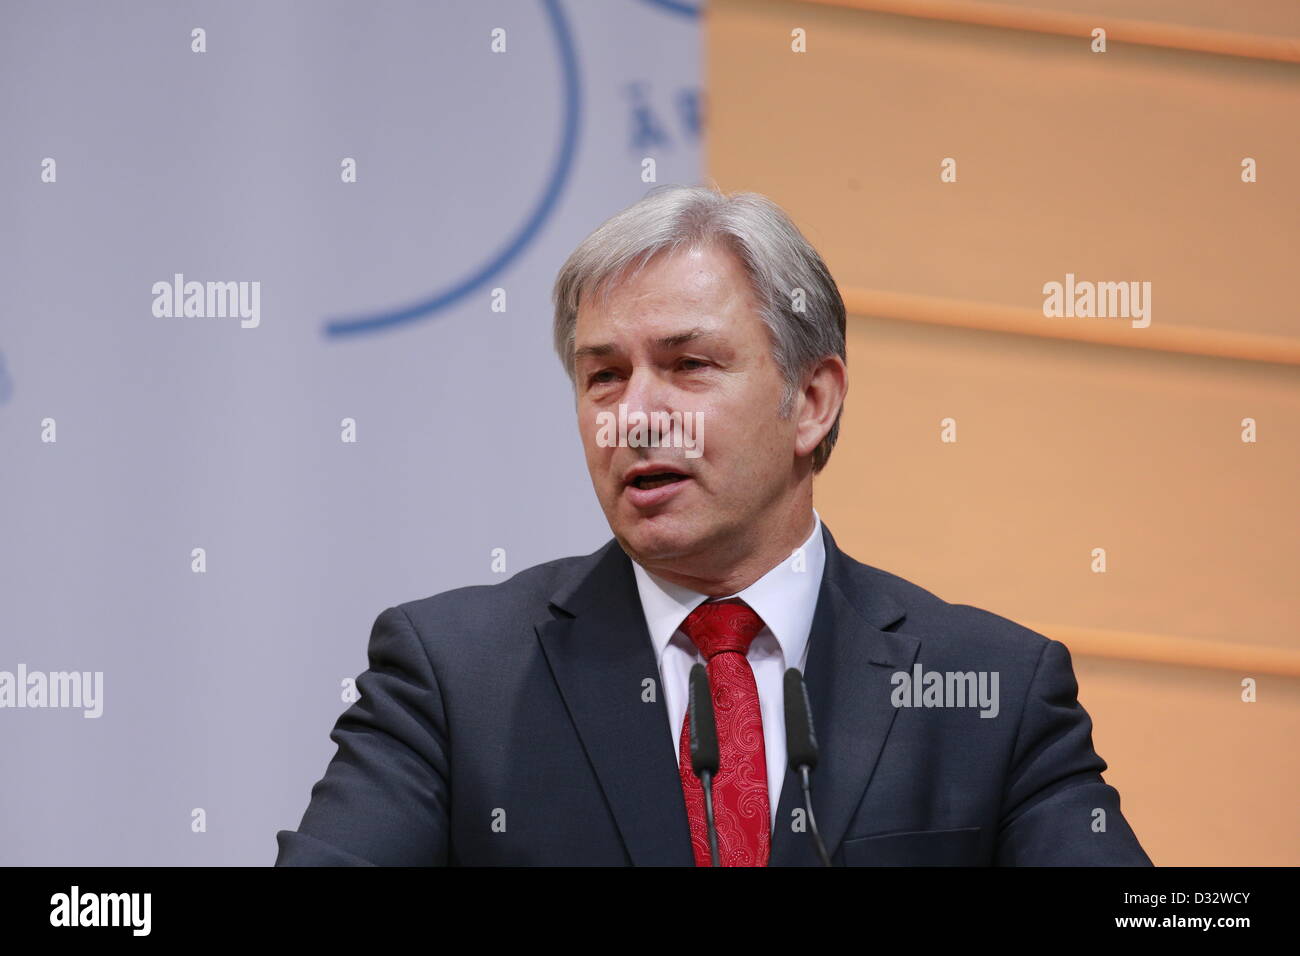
[769,523,917,865]
[534,539,695,866]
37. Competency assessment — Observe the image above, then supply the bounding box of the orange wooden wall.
[707,0,1300,865]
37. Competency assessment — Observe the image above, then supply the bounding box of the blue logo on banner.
[323,0,582,339]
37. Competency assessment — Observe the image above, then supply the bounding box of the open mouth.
[629,473,689,491]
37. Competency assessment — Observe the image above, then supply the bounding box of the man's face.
[573,242,798,571]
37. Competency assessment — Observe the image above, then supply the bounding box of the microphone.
[784,667,831,866]
[687,663,721,866]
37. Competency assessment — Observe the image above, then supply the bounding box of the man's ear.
[792,355,847,461]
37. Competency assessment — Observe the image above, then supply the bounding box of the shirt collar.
[631,510,826,667]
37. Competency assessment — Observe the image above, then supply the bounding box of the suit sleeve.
[275,605,451,866]
[995,638,1153,866]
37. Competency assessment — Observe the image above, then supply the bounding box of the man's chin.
[611,512,703,565]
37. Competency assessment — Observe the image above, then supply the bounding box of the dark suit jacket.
[276,522,1152,866]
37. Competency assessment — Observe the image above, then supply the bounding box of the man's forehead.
[578,282,752,342]
[580,275,717,321]
[583,243,748,310]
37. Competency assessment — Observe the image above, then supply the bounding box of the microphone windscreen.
[688,663,720,776]
[784,667,819,771]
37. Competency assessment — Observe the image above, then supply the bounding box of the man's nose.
[622,363,673,418]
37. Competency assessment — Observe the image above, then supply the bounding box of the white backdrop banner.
[0,0,702,865]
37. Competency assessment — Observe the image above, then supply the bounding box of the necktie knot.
[679,598,765,659]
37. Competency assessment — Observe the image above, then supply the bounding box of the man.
[275,184,1151,866]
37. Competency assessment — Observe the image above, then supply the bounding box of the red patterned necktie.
[677,598,770,866]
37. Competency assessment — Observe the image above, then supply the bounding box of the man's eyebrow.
[574,328,718,362]
[656,327,715,349]
[573,342,618,361]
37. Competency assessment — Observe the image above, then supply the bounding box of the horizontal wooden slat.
[843,287,1300,365]
[799,0,1300,63]
[1026,622,1300,676]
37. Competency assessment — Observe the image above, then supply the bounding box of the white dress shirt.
[631,510,826,831]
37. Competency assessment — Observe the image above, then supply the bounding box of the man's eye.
[678,358,709,371]
[588,370,618,386]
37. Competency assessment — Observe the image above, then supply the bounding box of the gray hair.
[551,183,847,473]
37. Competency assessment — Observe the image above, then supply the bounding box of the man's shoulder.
[387,540,613,635]
[834,549,1054,668]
